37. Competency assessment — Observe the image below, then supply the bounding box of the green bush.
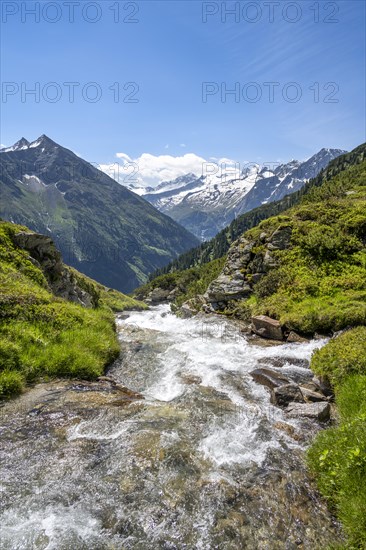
[0,340,21,371]
[311,327,366,387]
[0,371,23,397]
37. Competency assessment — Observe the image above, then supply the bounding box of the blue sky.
[1,0,365,182]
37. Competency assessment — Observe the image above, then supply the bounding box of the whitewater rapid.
[0,305,340,549]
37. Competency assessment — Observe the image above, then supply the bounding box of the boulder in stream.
[286,402,331,422]
[249,368,290,390]
[270,383,304,408]
[251,315,283,341]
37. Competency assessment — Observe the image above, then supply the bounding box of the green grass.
[0,220,146,398]
[308,366,366,547]
[311,327,366,388]
[233,161,366,336]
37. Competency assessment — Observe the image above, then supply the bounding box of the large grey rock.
[205,274,251,303]
[271,383,304,408]
[148,287,171,303]
[13,231,62,277]
[268,226,292,250]
[300,386,330,403]
[251,315,283,340]
[249,368,290,390]
[13,231,95,307]
[287,402,331,422]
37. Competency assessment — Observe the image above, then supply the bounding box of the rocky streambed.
[0,305,342,549]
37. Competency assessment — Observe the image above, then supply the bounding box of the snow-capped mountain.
[0,135,199,292]
[137,148,347,240]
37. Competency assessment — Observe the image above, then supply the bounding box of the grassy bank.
[0,221,146,399]
[307,328,366,548]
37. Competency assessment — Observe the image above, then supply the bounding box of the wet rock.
[300,386,330,403]
[249,368,290,390]
[180,373,202,385]
[114,384,144,400]
[251,315,283,340]
[287,402,331,422]
[273,421,304,442]
[97,376,117,384]
[257,356,310,369]
[312,375,334,398]
[148,287,171,303]
[271,384,304,408]
[178,296,205,318]
[286,331,309,343]
[280,367,313,385]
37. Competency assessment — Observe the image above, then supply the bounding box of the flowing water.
[0,306,341,549]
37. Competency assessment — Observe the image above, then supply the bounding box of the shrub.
[0,371,24,397]
[0,339,21,371]
[311,327,366,387]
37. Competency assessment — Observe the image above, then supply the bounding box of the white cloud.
[180,143,186,148]
[100,151,210,188]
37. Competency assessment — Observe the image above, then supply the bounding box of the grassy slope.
[0,221,146,398]
[308,328,366,549]
[239,160,366,334]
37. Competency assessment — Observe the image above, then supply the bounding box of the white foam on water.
[67,418,130,441]
[119,305,326,466]
[0,506,101,550]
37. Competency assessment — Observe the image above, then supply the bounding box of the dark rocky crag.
[11,229,97,307]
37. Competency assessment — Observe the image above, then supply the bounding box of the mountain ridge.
[136,148,347,240]
[0,135,199,292]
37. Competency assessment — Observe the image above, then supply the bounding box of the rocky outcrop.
[147,287,172,304]
[13,231,63,279]
[251,315,283,340]
[204,225,292,309]
[12,231,96,307]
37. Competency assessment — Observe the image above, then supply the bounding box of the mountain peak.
[0,134,60,153]
[0,137,30,152]
[28,134,58,149]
